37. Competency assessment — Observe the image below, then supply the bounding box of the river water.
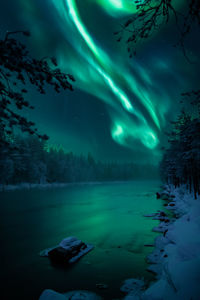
[0,180,163,299]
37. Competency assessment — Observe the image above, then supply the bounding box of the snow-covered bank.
[122,185,200,300]
[0,182,70,192]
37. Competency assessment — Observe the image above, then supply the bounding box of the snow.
[59,236,83,249]
[121,278,145,294]
[121,279,145,300]
[39,289,101,300]
[122,185,200,300]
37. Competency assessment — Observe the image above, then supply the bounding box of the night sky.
[1,0,199,164]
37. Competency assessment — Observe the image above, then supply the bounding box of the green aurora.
[2,0,198,163]
[51,0,165,149]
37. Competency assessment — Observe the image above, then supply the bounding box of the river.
[0,180,163,299]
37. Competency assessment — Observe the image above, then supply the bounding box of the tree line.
[0,133,157,185]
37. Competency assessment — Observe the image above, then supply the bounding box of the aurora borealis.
[51,0,160,150]
[1,0,199,163]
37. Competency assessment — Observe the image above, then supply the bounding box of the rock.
[40,237,94,265]
[48,247,73,265]
[156,192,161,199]
[144,211,167,221]
[159,211,166,217]
[160,192,170,200]
[153,222,169,233]
[64,290,102,299]
[120,278,145,294]
[39,289,67,300]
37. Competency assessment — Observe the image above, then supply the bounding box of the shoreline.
[0,179,159,192]
[0,182,104,192]
[121,184,200,299]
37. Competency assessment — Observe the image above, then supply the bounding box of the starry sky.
[1,0,199,164]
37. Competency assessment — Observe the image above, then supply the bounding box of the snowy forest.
[0,133,157,185]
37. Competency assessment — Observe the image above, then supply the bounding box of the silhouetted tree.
[116,0,200,60]
[0,30,75,150]
[181,89,200,118]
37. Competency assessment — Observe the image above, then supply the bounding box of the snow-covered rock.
[40,237,93,264]
[144,210,168,220]
[39,290,67,300]
[153,222,169,233]
[121,278,145,297]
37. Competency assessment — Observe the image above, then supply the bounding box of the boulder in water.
[40,237,93,265]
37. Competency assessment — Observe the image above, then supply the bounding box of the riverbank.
[122,184,200,300]
[0,179,159,192]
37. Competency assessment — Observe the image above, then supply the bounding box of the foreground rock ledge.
[40,236,94,265]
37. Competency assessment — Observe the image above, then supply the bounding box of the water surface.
[0,180,163,299]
